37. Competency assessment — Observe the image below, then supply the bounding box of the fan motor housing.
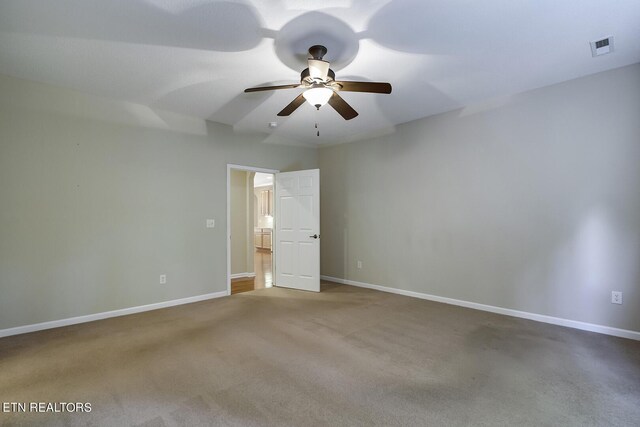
[301,68,335,85]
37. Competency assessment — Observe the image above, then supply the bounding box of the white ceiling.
[0,0,638,146]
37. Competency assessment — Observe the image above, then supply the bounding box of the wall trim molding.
[4,276,637,341]
[321,275,640,341]
[0,291,228,339]
[230,272,256,280]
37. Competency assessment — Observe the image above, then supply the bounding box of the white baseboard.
[230,272,256,279]
[0,291,227,339]
[321,275,640,341]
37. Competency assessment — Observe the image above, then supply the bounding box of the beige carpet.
[1,282,639,426]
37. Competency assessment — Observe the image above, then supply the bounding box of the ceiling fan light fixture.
[244,45,391,120]
[303,87,333,109]
[308,59,330,80]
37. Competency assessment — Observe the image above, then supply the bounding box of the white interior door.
[275,169,320,292]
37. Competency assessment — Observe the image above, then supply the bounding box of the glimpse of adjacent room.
[230,170,274,294]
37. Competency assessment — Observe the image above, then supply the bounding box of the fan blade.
[244,84,300,93]
[277,94,306,116]
[328,92,358,120]
[334,81,392,94]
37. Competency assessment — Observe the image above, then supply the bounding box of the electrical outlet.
[160,274,167,285]
[611,291,622,305]
[357,260,362,269]
[206,219,215,228]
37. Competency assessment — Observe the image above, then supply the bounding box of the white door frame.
[226,164,279,296]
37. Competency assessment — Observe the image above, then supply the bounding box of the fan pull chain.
[315,122,319,137]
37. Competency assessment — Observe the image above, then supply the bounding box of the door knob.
[309,234,320,239]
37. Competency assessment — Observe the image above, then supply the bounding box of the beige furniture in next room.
[255,228,272,251]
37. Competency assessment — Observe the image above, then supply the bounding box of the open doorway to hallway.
[252,172,273,291]
[229,169,274,295]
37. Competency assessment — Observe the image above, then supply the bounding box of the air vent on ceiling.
[590,36,614,57]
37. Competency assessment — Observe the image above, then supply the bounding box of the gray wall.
[2,63,639,334]
[0,74,317,330]
[319,63,640,332]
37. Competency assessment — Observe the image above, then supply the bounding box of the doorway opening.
[227,164,278,296]
[252,172,274,292]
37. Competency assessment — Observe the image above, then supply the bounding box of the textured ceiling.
[0,0,639,145]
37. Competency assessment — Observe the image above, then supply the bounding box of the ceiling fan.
[244,45,392,120]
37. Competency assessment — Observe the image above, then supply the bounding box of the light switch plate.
[206,219,215,228]
[611,291,622,305]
